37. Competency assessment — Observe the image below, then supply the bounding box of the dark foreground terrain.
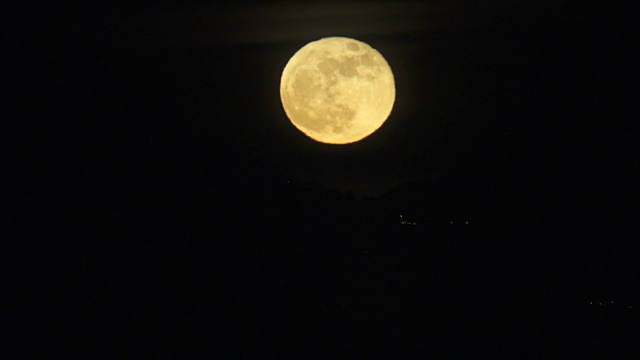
[8,177,639,358]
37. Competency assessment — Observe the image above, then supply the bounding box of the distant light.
[465,221,469,225]
[589,302,593,304]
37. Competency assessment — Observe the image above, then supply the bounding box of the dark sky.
[7,1,635,205]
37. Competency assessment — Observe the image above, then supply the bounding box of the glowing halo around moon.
[280,37,395,144]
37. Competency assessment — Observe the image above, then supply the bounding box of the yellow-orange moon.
[280,37,395,144]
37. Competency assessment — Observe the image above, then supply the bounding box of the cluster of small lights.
[588,300,633,310]
[398,215,470,226]
[449,221,469,225]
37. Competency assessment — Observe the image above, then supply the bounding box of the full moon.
[280,37,395,144]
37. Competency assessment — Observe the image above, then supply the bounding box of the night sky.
[6,1,638,356]
[9,2,635,198]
